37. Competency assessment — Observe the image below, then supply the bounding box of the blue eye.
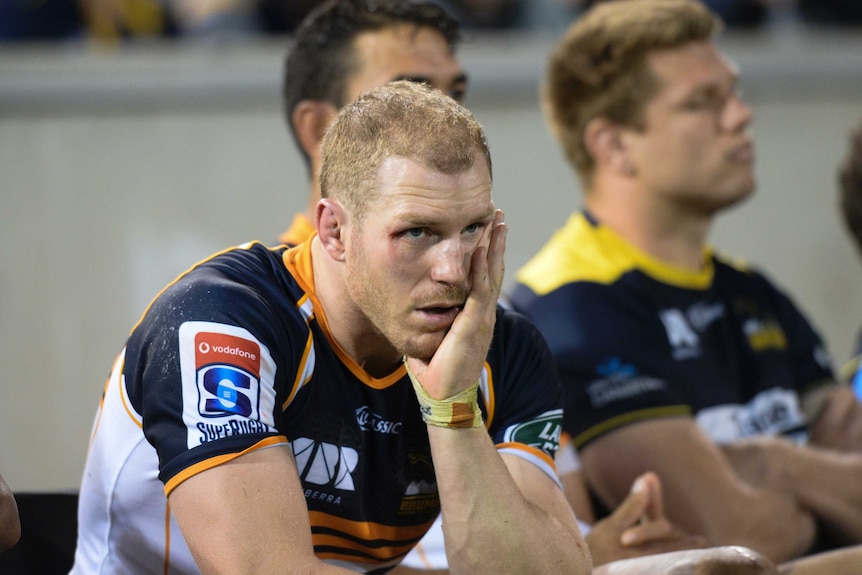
[464,223,481,234]
[404,228,425,238]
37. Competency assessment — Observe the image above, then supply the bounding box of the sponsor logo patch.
[195,331,261,419]
[659,302,725,361]
[697,387,807,444]
[505,411,563,454]
[292,437,358,492]
[399,480,439,515]
[587,358,666,408]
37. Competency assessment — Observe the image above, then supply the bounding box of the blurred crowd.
[1,0,861,44]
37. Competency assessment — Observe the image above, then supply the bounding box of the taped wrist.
[404,358,483,429]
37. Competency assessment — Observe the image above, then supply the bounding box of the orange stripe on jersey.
[90,351,126,445]
[283,327,314,411]
[308,512,436,564]
[312,532,418,560]
[495,441,555,469]
[115,354,143,431]
[163,435,288,496]
[410,541,433,568]
[308,511,433,542]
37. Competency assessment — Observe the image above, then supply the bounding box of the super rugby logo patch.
[179,322,277,448]
[195,332,260,418]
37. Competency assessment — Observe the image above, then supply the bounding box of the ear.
[584,117,636,177]
[316,198,348,262]
[292,100,339,167]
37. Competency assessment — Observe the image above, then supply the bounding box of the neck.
[586,175,712,271]
[310,239,401,378]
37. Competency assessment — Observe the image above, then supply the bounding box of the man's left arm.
[427,425,590,575]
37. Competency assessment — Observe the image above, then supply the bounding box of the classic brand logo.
[355,406,402,434]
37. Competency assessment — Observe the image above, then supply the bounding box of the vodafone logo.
[195,331,261,379]
[198,341,256,361]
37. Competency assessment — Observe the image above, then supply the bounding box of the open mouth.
[416,304,463,327]
[422,305,463,314]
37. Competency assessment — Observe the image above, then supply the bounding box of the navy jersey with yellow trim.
[74,237,563,575]
[508,211,834,451]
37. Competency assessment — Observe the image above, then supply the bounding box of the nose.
[429,238,469,286]
[722,92,753,132]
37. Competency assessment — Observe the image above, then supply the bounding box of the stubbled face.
[626,41,755,215]
[344,155,494,361]
[345,24,468,104]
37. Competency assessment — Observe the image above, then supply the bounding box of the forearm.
[778,545,862,575]
[593,546,777,575]
[427,425,590,575]
[779,444,862,543]
[702,488,814,563]
[583,425,815,563]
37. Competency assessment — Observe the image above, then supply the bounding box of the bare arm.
[723,437,862,545]
[0,473,19,552]
[580,418,816,563]
[593,546,777,575]
[389,568,448,575]
[169,446,355,574]
[427,428,590,574]
[778,544,862,575]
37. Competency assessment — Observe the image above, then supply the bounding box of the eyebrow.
[400,205,495,227]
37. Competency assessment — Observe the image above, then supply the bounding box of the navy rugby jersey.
[72,237,563,575]
[508,210,834,451]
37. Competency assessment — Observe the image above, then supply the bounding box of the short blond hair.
[544,0,720,186]
[320,80,491,223]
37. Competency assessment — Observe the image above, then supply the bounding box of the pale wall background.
[2,25,862,491]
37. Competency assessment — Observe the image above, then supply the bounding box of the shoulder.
[515,212,640,297]
[131,242,302,343]
[158,243,290,304]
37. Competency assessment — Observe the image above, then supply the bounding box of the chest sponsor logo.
[742,318,787,352]
[292,437,358,494]
[587,358,666,408]
[696,387,807,444]
[195,331,261,419]
[399,480,440,515]
[356,406,402,434]
[659,302,725,360]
